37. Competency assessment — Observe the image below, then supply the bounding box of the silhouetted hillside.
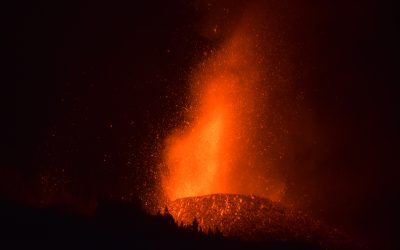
[0,199,324,249]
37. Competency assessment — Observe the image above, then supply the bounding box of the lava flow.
[162,7,285,203]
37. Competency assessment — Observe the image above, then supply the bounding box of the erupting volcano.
[162,7,285,203]
[160,4,292,241]
[156,4,355,248]
[7,0,396,248]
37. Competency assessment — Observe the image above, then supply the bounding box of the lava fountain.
[159,3,326,245]
[154,4,353,248]
[162,7,284,203]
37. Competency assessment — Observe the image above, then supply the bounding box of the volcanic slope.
[167,194,352,248]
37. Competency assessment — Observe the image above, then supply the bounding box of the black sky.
[6,0,399,248]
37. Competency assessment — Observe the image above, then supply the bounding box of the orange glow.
[162,8,285,202]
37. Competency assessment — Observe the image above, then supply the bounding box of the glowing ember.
[162,7,285,202]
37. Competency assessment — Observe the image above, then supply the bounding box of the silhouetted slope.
[0,199,328,249]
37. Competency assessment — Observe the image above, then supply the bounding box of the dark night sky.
[6,0,399,248]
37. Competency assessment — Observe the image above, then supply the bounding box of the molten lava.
[162,8,285,202]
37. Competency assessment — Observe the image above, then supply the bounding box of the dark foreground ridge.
[0,199,346,249]
[0,201,320,249]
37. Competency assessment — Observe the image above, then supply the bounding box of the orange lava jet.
[162,6,285,202]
